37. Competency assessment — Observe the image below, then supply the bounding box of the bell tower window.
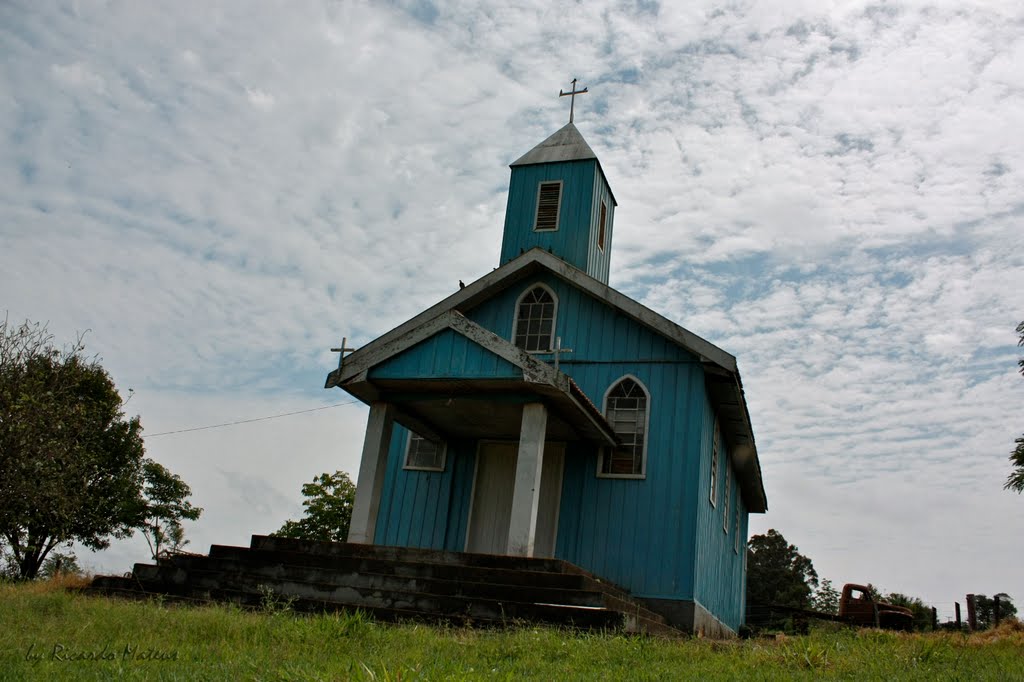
[597,200,607,251]
[534,181,562,232]
[513,285,557,352]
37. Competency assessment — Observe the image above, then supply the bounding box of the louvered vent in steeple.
[534,181,562,231]
[501,121,616,283]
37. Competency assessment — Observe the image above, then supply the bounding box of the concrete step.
[250,535,568,573]
[250,535,564,571]
[205,545,587,591]
[144,554,607,608]
[134,555,674,634]
[134,563,605,620]
[95,570,624,630]
[83,535,685,637]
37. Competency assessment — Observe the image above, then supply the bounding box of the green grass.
[1,578,1022,680]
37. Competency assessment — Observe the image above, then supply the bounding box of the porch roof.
[329,310,619,446]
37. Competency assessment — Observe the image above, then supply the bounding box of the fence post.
[966,594,977,631]
[955,602,961,629]
[994,595,1001,626]
[931,607,937,630]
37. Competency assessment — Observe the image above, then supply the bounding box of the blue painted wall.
[585,169,615,283]
[690,397,749,632]
[369,329,521,381]
[500,161,597,275]
[374,429,476,551]
[466,274,710,601]
[369,270,752,629]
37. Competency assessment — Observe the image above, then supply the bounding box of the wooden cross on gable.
[559,78,588,124]
[330,337,357,370]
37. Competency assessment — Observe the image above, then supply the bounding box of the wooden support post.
[966,594,977,632]
[347,402,394,544]
[994,595,1001,626]
[955,602,961,629]
[931,607,937,631]
[507,403,547,557]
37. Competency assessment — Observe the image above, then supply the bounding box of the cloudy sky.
[2,1,1021,619]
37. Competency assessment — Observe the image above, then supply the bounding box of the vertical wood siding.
[499,161,596,272]
[369,269,752,629]
[467,275,707,601]
[368,329,521,380]
[690,394,750,631]
[585,171,615,284]
[375,430,476,551]
[375,424,449,548]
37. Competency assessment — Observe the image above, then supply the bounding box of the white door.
[466,442,564,557]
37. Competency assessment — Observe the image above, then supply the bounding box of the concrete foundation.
[639,598,737,639]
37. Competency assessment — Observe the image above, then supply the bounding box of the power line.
[145,400,362,438]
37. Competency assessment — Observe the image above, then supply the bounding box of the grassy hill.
[1,576,1022,680]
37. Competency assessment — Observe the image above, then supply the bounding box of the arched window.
[600,376,649,477]
[513,285,556,352]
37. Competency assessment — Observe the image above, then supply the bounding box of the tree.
[974,593,1018,629]
[272,471,355,543]
[1007,321,1024,493]
[139,459,202,559]
[40,550,83,579]
[746,529,819,609]
[812,578,841,615]
[0,318,145,579]
[885,591,933,631]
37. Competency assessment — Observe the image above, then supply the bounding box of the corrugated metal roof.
[511,122,597,167]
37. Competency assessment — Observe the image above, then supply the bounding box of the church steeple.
[499,119,618,284]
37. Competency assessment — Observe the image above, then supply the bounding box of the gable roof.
[326,248,766,512]
[332,309,618,446]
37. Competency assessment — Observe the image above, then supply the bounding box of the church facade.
[327,119,767,636]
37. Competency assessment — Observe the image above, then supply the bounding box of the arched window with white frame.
[512,284,557,352]
[599,376,649,477]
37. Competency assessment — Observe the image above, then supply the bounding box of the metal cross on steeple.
[559,78,588,124]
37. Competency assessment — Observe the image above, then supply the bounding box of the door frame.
[464,439,565,556]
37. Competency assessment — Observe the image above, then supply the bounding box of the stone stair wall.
[85,535,682,637]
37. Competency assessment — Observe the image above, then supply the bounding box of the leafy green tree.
[40,550,82,579]
[139,459,202,559]
[974,593,1017,629]
[1007,322,1024,493]
[812,578,841,615]
[885,591,933,631]
[746,529,819,609]
[0,318,145,580]
[272,471,356,543]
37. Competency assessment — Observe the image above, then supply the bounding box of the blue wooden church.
[326,98,767,636]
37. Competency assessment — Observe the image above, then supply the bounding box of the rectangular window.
[597,201,607,251]
[534,181,562,231]
[404,433,446,472]
[709,421,719,507]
